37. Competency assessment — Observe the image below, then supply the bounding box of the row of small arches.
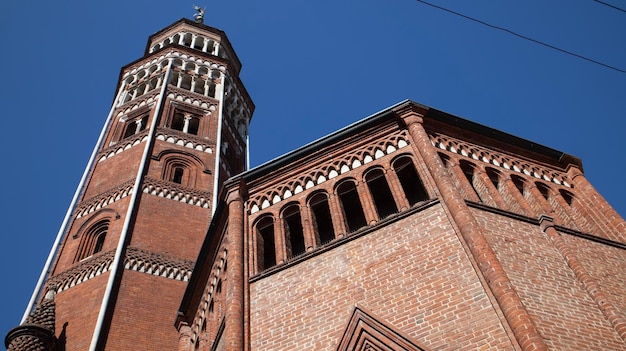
[249,138,409,214]
[432,135,571,188]
[149,31,228,59]
[252,155,430,272]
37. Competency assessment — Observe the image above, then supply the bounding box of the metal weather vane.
[193,5,205,24]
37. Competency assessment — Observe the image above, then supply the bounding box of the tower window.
[170,112,200,135]
[256,217,276,271]
[309,192,335,245]
[393,157,429,206]
[76,220,109,262]
[172,113,185,131]
[560,189,574,206]
[512,175,526,195]
[337,181,367,233]
[283,205,306,259]
[172,167,184,184]
[536,182,550,200]
[365,168,398,220]
[486,167,500,190]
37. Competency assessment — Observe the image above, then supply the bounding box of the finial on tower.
[193,5,205,23]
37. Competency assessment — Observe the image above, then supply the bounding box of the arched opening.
[180,75,192,90]
[76,219,109,262]
[337,180,367,233]
[194,36,205,50]
[365,168,397,219]
[182,33,193,46]
[486,167,500,189]
[393,156,429,206]
[172,112,185,131]
[460,161,482,202]
[256,216,276,271]
[283,204,306,259]
[511,175,526,195]
[309,192,335,245]
[193,78,205,95]
[536,182,550,200]
[172,167,184,184]
[560,189,574,206]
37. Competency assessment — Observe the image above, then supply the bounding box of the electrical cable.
[593,0,626,13]
[415,0,626,74]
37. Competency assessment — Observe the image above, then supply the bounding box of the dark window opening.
[123,124,136,139]
[486,168,500,189]
[394,157,429,206]
[337,181,367,233]
[257,218,276,270]
[188,117,200,135]
[172,113,185,131]
[460,161,482,202]
[512,175,525,195]
[310,193,335,245]
[172,167,184,184]
[365,169,398,219]
[560,190,574,206]
[93,233,106,254]
[283,206,306,258]
[76,220,109,262]
[537,182,550,200]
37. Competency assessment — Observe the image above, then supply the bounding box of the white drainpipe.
[88,57,174,351]
[212,71,226,214]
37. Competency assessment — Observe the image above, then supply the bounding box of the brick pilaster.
[225,187,245,351]
[395,103,549,351]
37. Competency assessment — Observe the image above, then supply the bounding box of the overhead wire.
[593,0,626,13]
[415,0,626,74]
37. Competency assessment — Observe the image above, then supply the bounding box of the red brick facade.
[7,19,626,351]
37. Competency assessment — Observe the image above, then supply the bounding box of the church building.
[6,16,626,351]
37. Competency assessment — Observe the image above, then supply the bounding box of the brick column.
[567,166,626,241]
[384,168,410,211]
[328,192,348,237]
[552,190,592,232]
[177,322,192,351]
[301,205,317,251]
[274,216,287,264]
[539,216,626,343]
[395,103,549,351]
[502,176,535,218]
[225,187,245,351]
[356,180,378,225]
[477,170,509,210]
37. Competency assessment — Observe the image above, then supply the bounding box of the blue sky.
[1,0,625,344]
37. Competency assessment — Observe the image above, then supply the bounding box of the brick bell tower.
[6,13,253,351]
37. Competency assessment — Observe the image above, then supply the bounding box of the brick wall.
[474,208,625,350]
[250,204,514,350]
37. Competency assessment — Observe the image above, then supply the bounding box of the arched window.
[255,216,276,271]
[485,167,500,190]
[337,180,367,233]
[122,114,149,140]
[511,175,526,195]
[392,156,429,206]
[560,189,574,206]
[309,192,335,245]
[282,204,306,259]
[172,167,184,184]
[365,168,397,219]
[536,182,550,200]
[460,161,482,202]
[76,219,109,262]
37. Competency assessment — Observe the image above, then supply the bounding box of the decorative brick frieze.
[167,85,219,110]
[142,177,212,208]
[248,131,411,214]
[124,247,194,282]
[98,132,149,162]
[155,127,214,154]
[190,248,227,345]
[46,250,115,293]
[430,132,571,187]
[74,179,135,218]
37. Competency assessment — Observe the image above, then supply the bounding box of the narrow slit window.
[172,167,184,184]
[460,161,482,202]
[365,169,398,219]
[283,205,306,258]
[256,217,276,270]
[393,157,429,206]
[309,193,335,245]
[337,181,367,233]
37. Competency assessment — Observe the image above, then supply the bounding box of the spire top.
[193,5,205,24]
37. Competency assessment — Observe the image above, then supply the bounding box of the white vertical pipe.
[21,79,128,323]
[212,71,226,214]
[88,58,173,351]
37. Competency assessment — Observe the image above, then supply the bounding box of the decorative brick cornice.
[248,130,410,214]
[75,179,135,218]
[124,247,194,281]
[167,85,219,110]
[430,132,572,188]
[142,177,212,209]
[155,127,215,154]
[47,250,115,293]
[98,131,149,162]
